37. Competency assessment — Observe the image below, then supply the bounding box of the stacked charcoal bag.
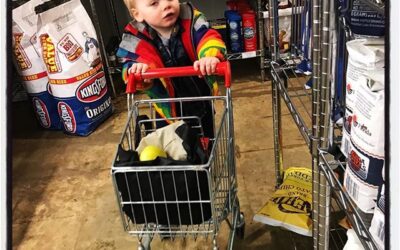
[12,0,61,130]
[331,0,384,129]
[114,120,212,225]
[349,0,385,38]
[341,38,384,157]
[35,0,113,136]
[344,52,384,228]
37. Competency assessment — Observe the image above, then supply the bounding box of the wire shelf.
[270,57,312,147]
[319,150,380,250]
[227,50,263,60]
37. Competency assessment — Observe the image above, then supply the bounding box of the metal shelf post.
[269,0,284,187]
[317,0,332,248]
[311,0,322,247]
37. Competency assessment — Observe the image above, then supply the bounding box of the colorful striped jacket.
[117,2,226,121]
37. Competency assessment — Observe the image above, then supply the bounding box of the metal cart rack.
[267,0,386,249]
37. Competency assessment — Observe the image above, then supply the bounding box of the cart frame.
[111,62,244,250]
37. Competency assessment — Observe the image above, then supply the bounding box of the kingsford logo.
[58,102,76,133]
[76,72,107,103]
[33,97,50,128]
[86,97,112,119]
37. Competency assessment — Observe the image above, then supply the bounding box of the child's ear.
[131,8,144,22]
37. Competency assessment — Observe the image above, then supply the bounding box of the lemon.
[139,145,167,161]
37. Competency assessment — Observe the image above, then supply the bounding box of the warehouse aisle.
[12,60,312,249]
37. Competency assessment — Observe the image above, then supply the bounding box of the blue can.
[225,10,243,53]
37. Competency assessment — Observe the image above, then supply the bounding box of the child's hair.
[123,0,135,17]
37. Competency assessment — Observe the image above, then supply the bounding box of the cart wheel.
[235,212,245,239]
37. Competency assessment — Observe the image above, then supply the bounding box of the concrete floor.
[12,60,314,249]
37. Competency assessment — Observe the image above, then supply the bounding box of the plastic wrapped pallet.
[35,0,113,136]
[12,0,61,130]
[341,38,384,157]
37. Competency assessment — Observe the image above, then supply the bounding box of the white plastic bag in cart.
[35,0,112,136]
[137,120,187,161]
[341,38,384,157]
[12,0,61,130]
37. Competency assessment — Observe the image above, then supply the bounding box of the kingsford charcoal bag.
[36,0,112,136]
[12,0,61,130]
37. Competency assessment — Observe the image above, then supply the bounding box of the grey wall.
[81,0,131,47]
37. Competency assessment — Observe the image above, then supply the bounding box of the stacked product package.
[12,0,61,130]
[225,0,257,53]
[342,38,385,248]
[12,0,113,136]
[349,0,385,38]
[35,0,113,136]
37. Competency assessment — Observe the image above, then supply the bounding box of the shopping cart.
[111,61,244,250]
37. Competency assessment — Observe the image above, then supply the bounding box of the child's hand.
[128,63,152,89]
[129,63,149,74]
[193,57,220,76]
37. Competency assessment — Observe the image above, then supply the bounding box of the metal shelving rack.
[268,0,386,249]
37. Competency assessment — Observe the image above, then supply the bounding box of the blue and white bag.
[36,0,113,136]
[12,0,61,130]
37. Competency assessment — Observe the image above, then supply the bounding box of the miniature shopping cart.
[111,61,244,250]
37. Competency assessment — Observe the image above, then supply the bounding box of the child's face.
[132,0,180,31]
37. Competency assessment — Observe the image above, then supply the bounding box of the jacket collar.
[147,20,182,40]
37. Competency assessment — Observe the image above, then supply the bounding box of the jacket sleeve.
[192,9,226,61]
[116,33,140,84]
[116,31,165,84]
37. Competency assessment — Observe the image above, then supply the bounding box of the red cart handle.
[126,61,231,94]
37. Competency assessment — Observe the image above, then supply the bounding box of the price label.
[242,51,257,59]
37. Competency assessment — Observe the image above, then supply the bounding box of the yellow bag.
[253,167,312,236]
